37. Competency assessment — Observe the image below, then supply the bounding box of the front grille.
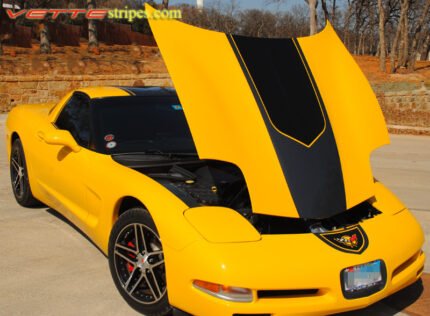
[257,289,319,299]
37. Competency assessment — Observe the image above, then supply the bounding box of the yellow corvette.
[5,6,425,316]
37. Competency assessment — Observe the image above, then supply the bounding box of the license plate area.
[341,260,386,299]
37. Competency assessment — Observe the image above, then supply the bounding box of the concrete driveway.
[0,113,429,315]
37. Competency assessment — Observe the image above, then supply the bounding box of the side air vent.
[392,250,422,279]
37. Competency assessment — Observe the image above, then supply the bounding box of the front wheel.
[10,138,41,207]
[108,208,171,316]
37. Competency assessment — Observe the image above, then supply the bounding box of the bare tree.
[39,1,51,54]
[26,0,52,54]
[39,20,51,54]
[331,0,337,25]
[368,0,376,55]
[321,0,330,22]
[353,0,366,55]
[343,1,354,48]
[161,0,169,9]
[397,0,409,67]
[407,0,430,69]
[305,0,318,35]
[87,0,98,51]
[389,0,409,72]
[0,0,4,55]
[377,0,386,71]
[421,32,430,61]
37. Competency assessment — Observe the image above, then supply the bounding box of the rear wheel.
[108,208,171,316]
[10,138,40,207]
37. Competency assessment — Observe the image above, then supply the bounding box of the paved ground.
[0,113,429,315]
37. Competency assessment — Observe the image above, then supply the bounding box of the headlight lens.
[193,280,253,302]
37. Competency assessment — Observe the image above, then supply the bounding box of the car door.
[37,92,92,225]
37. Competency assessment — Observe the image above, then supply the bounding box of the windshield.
[92,96,197,155]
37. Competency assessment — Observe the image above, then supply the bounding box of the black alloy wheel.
[109,208,171,316]
[10,138,40,207]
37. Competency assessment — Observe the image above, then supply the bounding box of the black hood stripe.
[228,34,346,219]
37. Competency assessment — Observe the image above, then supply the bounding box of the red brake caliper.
[127,241,136,272]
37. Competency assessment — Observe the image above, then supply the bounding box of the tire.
[109,208,171,316]
[10,138,41,207]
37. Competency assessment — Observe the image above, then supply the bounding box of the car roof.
[75,86,177,99]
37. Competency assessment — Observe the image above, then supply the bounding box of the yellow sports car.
[5,7,425,316]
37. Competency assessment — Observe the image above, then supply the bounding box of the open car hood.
[147,5,389,219]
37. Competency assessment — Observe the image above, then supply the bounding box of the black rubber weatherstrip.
[117,87,135,95]
[228,34,346,219]
[118,86,178,97]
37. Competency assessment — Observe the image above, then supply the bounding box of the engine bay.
[113,155,381,235]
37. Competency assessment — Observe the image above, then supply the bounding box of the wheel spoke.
[139,225,148,253]
[148,250,163,256]
[13,175,21,191]
[128,273,145,295]
[124,267,139,289]
[151,259,165,269]
[143,273,159,299]
[114,250,136,265]
[11,158,20,172]
[133,224,141,253]
[148,268,162,298]
[148,251,164,268]
[115,243,138,255]
[18,173,24,193]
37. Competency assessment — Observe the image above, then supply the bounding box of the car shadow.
[335,278,424,315]
[45,208,107,258]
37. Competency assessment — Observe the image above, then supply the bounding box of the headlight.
[341,260,386,299]
[193,280,253,302]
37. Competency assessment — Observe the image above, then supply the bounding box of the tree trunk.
[0,0,4,55]
[354,1,364,56]
[398,0,409,67]
[343,2,354,50]
[321,0,330,23]
[307,0,318,35]
[421,33,430,61]
[39,21,51,54]
[331,0,337,25]
[407,0,430,70]
[87,0,98,51]
[389,0,408,73]
[369,0,376,55]
[378,0,386,71]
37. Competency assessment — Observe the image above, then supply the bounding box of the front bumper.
[164,208,425,316]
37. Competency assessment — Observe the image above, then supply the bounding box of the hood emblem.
[315,225,368,254]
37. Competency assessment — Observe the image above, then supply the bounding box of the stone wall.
[0,74,429,133]
[373,81,430,130]
[0,73,172,112]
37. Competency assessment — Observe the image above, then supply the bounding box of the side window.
[56,93,91,148]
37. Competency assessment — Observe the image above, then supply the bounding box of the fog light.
[341,260,386,299]
[193,280,253,302]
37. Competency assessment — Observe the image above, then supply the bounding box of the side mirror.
[37,130,81,153]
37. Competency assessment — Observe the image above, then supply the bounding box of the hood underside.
[146,5,389,219]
